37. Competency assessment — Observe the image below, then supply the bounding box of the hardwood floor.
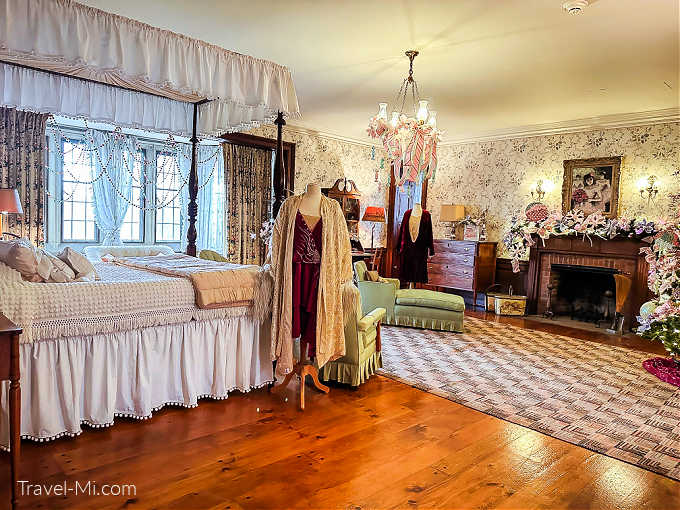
[1,313,677,510]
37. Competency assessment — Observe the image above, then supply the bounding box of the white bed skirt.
[1,315,273,448]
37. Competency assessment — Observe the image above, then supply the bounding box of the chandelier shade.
[367,50,441,186]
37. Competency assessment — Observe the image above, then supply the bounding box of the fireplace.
[546,264,618,324]
[526,236,651,331]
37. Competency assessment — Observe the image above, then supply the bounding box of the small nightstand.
[0,313,21,510]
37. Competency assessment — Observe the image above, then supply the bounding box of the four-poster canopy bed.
[0,0,300,447]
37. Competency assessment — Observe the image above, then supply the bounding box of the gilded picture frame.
[562,156,622,218]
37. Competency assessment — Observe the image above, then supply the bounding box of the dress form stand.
[271,183,330,410]
[271,345,329,410]
[408,203,423,289]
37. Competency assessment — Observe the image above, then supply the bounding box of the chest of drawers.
[427,240,497,308]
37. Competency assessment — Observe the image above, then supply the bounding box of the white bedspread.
[0,262,251,343]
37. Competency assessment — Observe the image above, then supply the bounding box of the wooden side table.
[0,314,21,510]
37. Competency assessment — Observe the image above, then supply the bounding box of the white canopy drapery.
[0,62,195,136]
[0,0,300,135]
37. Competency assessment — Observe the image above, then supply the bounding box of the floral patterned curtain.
[224,143,272,264]
[0,107,49,245]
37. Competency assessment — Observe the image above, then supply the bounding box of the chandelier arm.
[413,80,421,104]
[411,81,417,115]
[394,78,407,113]
[400,80,410,114]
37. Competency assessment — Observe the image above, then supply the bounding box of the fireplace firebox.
[545,264,618,324]
[527,236,651,331]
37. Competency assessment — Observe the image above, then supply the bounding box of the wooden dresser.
[427,240,497,307]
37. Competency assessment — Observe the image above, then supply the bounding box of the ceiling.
[77,0,679,143]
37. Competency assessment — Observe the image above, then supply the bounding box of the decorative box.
[487,293,527,316]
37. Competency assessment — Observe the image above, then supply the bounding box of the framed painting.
[562,156,622,218]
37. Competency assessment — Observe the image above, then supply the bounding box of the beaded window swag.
[47,118,221,211]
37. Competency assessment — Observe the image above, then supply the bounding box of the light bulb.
[377,102,388,120]
[427,110,437,128]
[390,111,399,128]
[637,176,650,190]
[416,100,429,123]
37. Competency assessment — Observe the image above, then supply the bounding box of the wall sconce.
[531,179,554,201]
[638,175,659,202]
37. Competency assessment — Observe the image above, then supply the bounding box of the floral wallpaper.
[247,122,679,258]
[430,122,680,257]
[247,125,390,249]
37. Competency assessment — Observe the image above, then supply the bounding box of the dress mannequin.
[409,202,423,243]
[398,202,434,287]
[272,180,330,408]
[299,183,322,216]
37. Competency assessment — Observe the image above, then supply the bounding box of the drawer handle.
[464,247,470,252]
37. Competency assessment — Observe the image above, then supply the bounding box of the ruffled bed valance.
[0,62,194,136]
[0,0,300,136]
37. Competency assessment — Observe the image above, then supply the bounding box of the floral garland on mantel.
[502,206,662,273]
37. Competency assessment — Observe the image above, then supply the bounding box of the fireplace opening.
[547,264,618,324]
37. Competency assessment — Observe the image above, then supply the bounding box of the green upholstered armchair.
[199,249,229,262]
[321,284,385,387]
[354,260,400,323]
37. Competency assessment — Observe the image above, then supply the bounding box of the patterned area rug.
[379,317,680,481]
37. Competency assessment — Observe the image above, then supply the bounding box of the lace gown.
[291,211,323,358]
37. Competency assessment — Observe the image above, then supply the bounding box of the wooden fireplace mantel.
[526,235,651,330]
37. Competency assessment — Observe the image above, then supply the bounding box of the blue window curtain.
[179,144,225,254]
[88,129,137,245]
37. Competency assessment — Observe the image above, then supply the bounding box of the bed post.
[187,101,200,257]
[272,111,286,218]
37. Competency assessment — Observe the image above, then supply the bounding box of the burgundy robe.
[291,211,323,358]
[398,208,434,284]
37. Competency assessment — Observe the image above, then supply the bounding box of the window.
[155,152,182,243]
[46,124,221,251]
[120,150,145,242]
[61,138,98,242]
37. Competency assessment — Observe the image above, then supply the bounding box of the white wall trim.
[440,108,680,146]
[286,108,679,148]
[283,124,378,148]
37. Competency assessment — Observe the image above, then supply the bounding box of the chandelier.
[367,50,441,186]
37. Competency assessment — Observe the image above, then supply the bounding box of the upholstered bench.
[354,261,465,333]
[393,289,465,332]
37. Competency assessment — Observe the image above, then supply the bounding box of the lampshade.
[416,100,429,122]
[377,102,388,121]
[362,206,386,223]
[390,111,399,128]
[440,204,465,222]
[0,189,22,214]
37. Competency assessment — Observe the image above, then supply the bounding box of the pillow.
[58,247,99,280]
[45,253,76,283]
[0,260,22,283]
[74,271,97,282]
[0,238,52,282]
[365,270,380,282]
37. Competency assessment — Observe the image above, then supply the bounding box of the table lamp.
[362,206,386,250]
[0,189,22,239]
[440,204,465,239]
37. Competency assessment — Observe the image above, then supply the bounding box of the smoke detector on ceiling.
[562,0,589,15]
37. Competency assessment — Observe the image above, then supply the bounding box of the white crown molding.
[440,108,680,146]
[280,124,377,147]
[281,108,679,149]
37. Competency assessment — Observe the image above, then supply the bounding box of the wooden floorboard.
[0,313,677,510]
